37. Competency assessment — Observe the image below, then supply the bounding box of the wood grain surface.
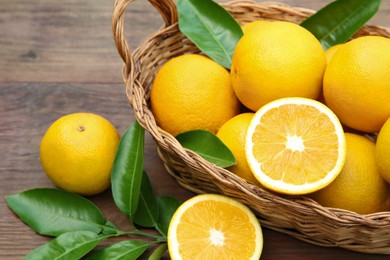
[1,0,389,259]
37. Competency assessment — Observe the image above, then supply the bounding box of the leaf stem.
[154,225,166,238]
[101,225,122,235]
[124,229,167,243]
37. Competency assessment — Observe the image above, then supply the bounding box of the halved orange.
[167,194,263,260]
[245,97,346,195]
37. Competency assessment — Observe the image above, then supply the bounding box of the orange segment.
[245,97,346,195]
[167,194,263,260]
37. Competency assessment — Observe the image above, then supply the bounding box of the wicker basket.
[112,0,390,254]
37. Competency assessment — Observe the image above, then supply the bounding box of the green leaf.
[111,121,144,219]
[84,240,149,260]
[156,196,182,236]
[176,130,236,168]
[148,243,168,260]
[133,171,159,228]
[24,231,105,260]
[177,0,243,68]
[301,0,381,50]
[5,188,105,236]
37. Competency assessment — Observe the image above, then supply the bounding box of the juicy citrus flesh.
[217,113,260,185]
[40,113,120,196]
[168,194,263,260]
[245,98,346,195]
[150,54,240,136]
[311,133,390,214]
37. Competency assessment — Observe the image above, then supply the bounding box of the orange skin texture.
[323,36,390,133]
[151,54,240,136]
[40,113,120,196]
[231,21,326,111]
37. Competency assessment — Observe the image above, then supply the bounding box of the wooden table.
[1,0,389,259]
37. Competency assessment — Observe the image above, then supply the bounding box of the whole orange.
[241,20,270,34]
[376,117,390,184]
[323,36,390,133]
[40,113,120,196]
[325,44,343,64]
[151,54,240,136]
[217,113,259,185]
[231,21,326,111]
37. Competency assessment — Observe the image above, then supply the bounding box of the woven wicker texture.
[112,0,390,254]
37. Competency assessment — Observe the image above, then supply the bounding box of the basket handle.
[112,0,178,69]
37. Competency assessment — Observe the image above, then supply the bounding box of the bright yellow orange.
[376,117,390,184]
[323,36,390,133]
[325,44,343,64]
[231,21,326,111]
[217,113,259,184]
[241,20,270,34]
[311,133,390,214]
[40,113,120,196]
[150,54,240,136]
[167,194,263,260]
[245,97,346,195]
